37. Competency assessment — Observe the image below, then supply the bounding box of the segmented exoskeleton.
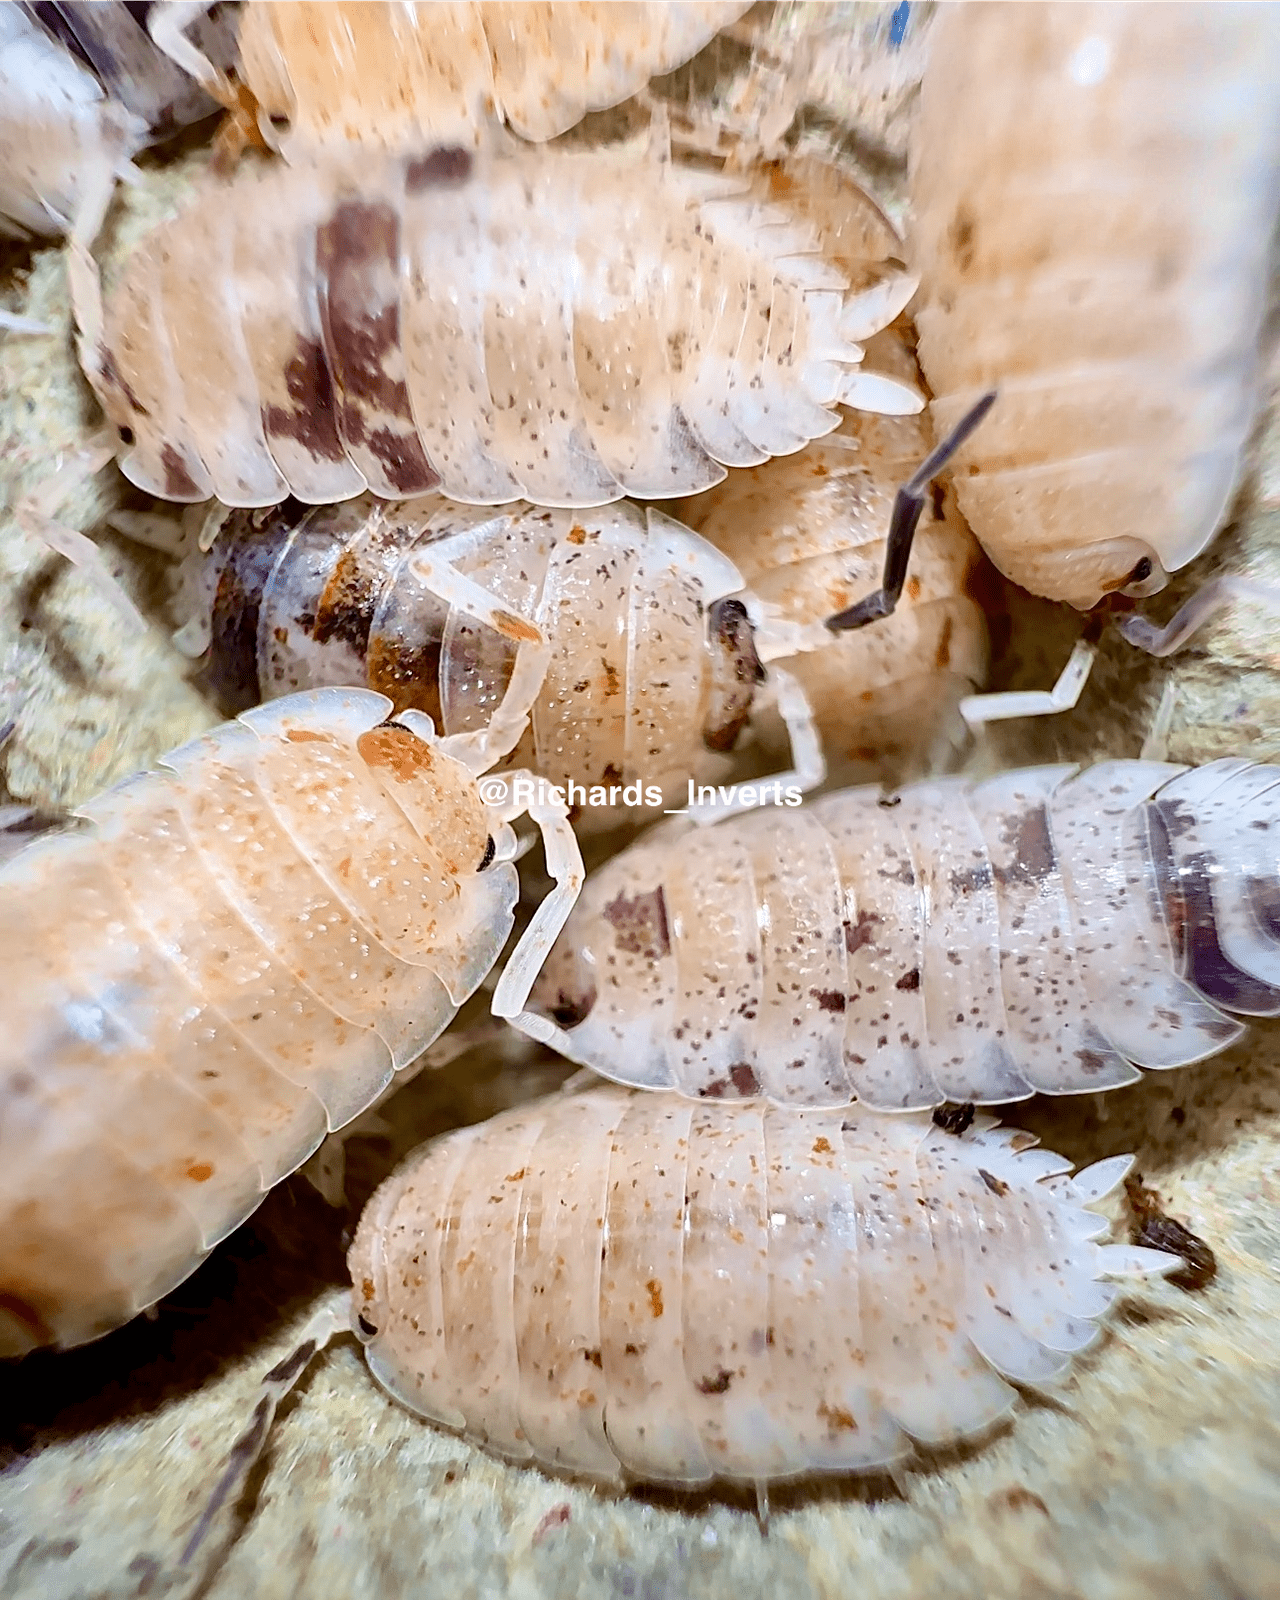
[525,758,1279,1106]
[0,686,583,1356]
[342,1087,1169,1492]
[79,140,920,511]
[232,1,753,150]
[176,496,798,826]
[0,1,231,240]
[909,1,1280,609]
[679,322,988,784]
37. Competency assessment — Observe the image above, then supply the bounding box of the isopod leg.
[825,390,997,632]
[958,638,1096,731]
[1115,575,1280,657]
[687,666,825,824]
[180,1290,351,1570]
[411,536,551,771]
[148,1,233,105]
[490,787,585,1029]
[14,432,148,632]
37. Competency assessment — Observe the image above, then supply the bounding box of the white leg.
[410,536,550,775]
[149,1,233,103]
[1139,678,1179,763]
[16,433,147,633]
[490,790,584,1026]
[959,638,1096,731]
[687,665,825,824]
[0,312,54,336]
[1116,575,1280,656]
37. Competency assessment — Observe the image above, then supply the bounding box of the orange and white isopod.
[908,1,1280,609]
[0,684,584,1356]
[525,757,1279,1106]
[228,0,754,151]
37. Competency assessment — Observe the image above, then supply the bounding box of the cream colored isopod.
[0,685,583,1356]
[909,1,1280,609]
[343,1086,1169,1496]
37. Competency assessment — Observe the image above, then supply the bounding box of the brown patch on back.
[366,630,445,723]
[358,723,435,781]
[645,1279,665,1318]
[566,524,588,546]
[161,443,199,499]
[812,1136,834,1155]
[810,988,846,1013]
[602,886,670,958]
[990,1486,1049,1517]
[844,910,881,954]
[978,1169,1009,1197]
[948,203,977,274]
[405,147,474,191]
[934,612,954,670]
[185,1162,214,1183]
[285,727,334,744]
[994,805,1057,887]
[817,1401,857,1433]
[315,199,438,495]
[263,337,347,464]
[697,1368,734,1395]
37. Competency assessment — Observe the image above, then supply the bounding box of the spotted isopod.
[0,685,584,1356]
[906,1,1280,610]
[71,136,919,515]
[182,1082,1170,1544]
[524,757,1278,1106]
[175,495,824,829]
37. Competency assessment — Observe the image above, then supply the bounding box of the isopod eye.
[118,426,135,446]
[357,1313,379,1339]
[477,834,496,872]
[1129,557,1153,584]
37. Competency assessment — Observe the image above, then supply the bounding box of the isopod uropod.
[76,139,920,513]
[526,757,1279,1106]
[678,322,989,785]
[339,1086,1168,1494]
[0,685,584,1356]
[908,1,1280,608]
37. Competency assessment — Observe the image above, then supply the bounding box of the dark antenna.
[825,390,997,633]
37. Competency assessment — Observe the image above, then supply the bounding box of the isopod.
[678,322,988,784]
[74,138,920,512]
[229,1,754,151]
[174,496,821,827]
[0,684,584,1356]
[523,757,1279,1106]
[906,1,1280,609]
[187,1083,1170,1536]
[0,1,231,242]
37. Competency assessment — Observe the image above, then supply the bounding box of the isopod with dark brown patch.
[523,756,1279,1106]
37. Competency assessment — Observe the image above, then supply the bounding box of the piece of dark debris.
[932,1101,975,1136]
[1124,1172,1218,1290]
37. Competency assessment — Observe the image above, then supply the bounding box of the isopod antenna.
[825,389,996,632]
